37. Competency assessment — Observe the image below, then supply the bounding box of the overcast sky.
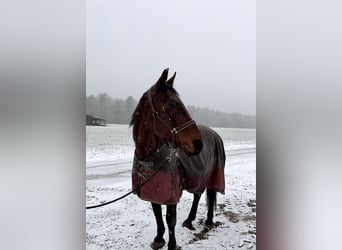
[87,0,255,115]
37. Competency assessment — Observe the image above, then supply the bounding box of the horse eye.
[166,102,177,110]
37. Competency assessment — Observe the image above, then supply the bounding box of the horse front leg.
[151,203,165,249]
[166,204,179,250]
[182,193,201,230]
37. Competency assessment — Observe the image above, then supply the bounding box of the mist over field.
[86,93,256,128]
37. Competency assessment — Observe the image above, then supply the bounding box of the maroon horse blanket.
[132,144,182,205]
[178,125,226,194]
[132,125,226,204]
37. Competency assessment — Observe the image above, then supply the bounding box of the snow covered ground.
[86,125,256,249]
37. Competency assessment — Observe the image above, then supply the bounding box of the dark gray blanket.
[178,125,226,194]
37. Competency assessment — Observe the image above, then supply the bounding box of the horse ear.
[155,68,169,86]
[165,72,176,88]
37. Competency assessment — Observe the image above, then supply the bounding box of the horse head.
[131,68,203,158]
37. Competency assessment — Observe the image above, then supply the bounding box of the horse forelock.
[156,84,179,97]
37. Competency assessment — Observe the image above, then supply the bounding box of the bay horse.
[130,68,226,250]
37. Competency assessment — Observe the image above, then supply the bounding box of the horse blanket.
[132,125,226,205]
[178,125,226,194]
[132,144,182,205]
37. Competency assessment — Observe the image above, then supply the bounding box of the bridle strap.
[147,89,195,145]
[171,119,196,135]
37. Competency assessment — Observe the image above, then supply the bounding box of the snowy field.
[86,124,256,249]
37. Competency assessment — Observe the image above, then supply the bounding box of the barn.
[86,114,106,126]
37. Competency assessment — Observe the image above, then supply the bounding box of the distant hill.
[86,93,255,129]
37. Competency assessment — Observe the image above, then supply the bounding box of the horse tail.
[206,188,217,210]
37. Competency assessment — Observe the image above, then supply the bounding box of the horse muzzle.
[193,138,203,153]
[182,138,203,156]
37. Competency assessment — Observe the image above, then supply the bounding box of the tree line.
[86,93,256,128]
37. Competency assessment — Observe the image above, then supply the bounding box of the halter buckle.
[171,128,178,134]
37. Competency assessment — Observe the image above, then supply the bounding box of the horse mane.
[129,115,135,127]
[130,95,145,127]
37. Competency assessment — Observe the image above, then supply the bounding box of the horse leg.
[182,193,201,230]
[151,203,166,249]
[205,188,217,227]
[166,204,179,250]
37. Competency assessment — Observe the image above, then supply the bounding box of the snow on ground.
[86,151,256,249]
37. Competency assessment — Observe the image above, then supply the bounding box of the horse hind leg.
[205,188,217,228]
[182,193,201,230]
[151,203,166,249]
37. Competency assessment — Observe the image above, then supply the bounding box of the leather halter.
[147,89,196,146]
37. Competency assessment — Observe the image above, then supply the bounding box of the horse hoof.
[182,221,195,230]
[151,240,165,249]
[168,246,181,250]
[204,220,215,229]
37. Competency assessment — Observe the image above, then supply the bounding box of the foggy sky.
[87,0,256,115]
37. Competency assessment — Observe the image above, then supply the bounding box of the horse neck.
[133,119,164,160]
